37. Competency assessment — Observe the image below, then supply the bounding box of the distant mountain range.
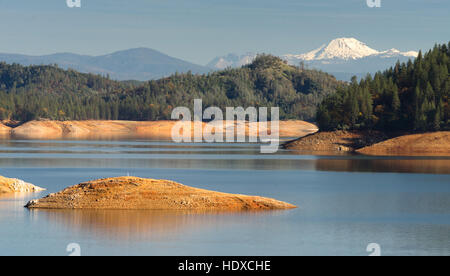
[208,38,419,81]
[0,38,419,82]
[0,48,210,81]
[206,53,258,70]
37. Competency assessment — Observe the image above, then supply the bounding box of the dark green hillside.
[133,55,341,120]
[0,55,342,122]
[317,42,449,132]
[0,62,127,93]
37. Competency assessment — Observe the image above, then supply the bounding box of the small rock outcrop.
[25,176,296,211]
[0,175,46,194]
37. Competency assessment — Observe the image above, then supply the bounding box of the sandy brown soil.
[0,175,45,194]
[275,121,318,137]
[25,176,296,211]
[0,123,11,133]
[9,120,317,140]
[357,132,450,156]
[283,130,388,153]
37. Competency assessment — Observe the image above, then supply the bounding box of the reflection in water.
[0,167,449,255]
[0,138,448,174]
[0,156,448,174]
[315,158,450,174]
[0,192,40,200]
[30,209,282,241]
[0,138,449,255]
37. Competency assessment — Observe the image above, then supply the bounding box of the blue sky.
[0,0,449,64]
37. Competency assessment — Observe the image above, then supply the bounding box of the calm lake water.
[0,138,449,256]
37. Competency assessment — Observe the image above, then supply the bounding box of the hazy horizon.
[0,0,449,65]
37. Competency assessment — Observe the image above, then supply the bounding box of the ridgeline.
[0,55,342,123]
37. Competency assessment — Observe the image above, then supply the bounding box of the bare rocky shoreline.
[283,130,389,153]
[357,132,450,156]
[283,130,450,156]
[0,120,318,140]
[2,120,448,156]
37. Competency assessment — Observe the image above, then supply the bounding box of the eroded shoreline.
[1,120,318,140]
[283,130,450,156]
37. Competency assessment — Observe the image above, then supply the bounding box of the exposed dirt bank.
[283,130,388,153]
[357,132,450,156]
[8,120,317,140]
[0,123,11,133]
[25,176,296,211]
[0,175,45,194]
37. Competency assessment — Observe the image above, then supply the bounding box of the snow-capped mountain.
[283,38,418,80]
[285,38,379,61]
[207,38,419,80]
[206,53,258,70]
[283,38,418,64]
[377,48,419,58]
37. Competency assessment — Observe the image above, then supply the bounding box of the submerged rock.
[25,176,296,211]
[0,175,46,194]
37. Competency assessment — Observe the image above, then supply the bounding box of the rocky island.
[25,176,296,211]
[0,175,45,194]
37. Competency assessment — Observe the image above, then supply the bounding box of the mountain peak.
[206,38,419,81]
[0,48,210,81]
[297,38,380,61]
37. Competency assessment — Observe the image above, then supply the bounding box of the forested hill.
[317,42,450,132]
[0,55,342,122]
[0,62,129,93]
